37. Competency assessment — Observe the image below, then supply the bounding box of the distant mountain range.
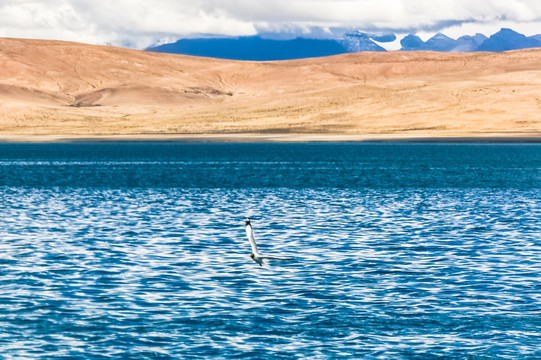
[400,29,541,52]
[147,28,541,60]
[147,37,348,60]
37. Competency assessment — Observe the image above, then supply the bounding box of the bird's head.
[245,218,251,226]
[250,253,255,259]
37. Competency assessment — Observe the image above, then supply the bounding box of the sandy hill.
[0,37,540,139]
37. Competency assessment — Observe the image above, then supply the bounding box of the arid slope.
[1,37,540,139]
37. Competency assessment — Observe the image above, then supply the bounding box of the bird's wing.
[259,255,294,261]
[245,223,259,255]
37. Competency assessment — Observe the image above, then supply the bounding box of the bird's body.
[245,218,293,266]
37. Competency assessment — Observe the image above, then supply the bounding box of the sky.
[0,0,540,48]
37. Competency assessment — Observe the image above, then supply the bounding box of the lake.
[0,142,539,359]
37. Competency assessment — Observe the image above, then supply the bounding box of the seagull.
[245,218,293,266]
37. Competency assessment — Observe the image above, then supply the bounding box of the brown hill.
[0,37,540,140]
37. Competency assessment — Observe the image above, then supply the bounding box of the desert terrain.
[0,37,540,141]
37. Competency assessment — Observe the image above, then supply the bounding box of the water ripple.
[0,186,540,359]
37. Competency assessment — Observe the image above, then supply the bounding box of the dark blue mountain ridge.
[453,34,488,52]
[424,33,459,51]
[146,36,348,60]
[400,34,425,51]
[147,29,541,60]
[371,34,397,43]
[400,28,540,52]
[477,28,541,51]
[401,32,488,52]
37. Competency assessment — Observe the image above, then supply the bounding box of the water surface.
[0,143,539,359]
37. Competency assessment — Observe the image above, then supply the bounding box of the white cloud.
[0,0,540,48]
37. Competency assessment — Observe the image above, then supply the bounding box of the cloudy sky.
[0,0,540,48]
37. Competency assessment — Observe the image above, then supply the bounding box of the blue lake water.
[0,142,539,359]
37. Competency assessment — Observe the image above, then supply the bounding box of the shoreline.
[0,133,540,143]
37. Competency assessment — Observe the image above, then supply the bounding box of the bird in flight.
[245,218,293,266]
